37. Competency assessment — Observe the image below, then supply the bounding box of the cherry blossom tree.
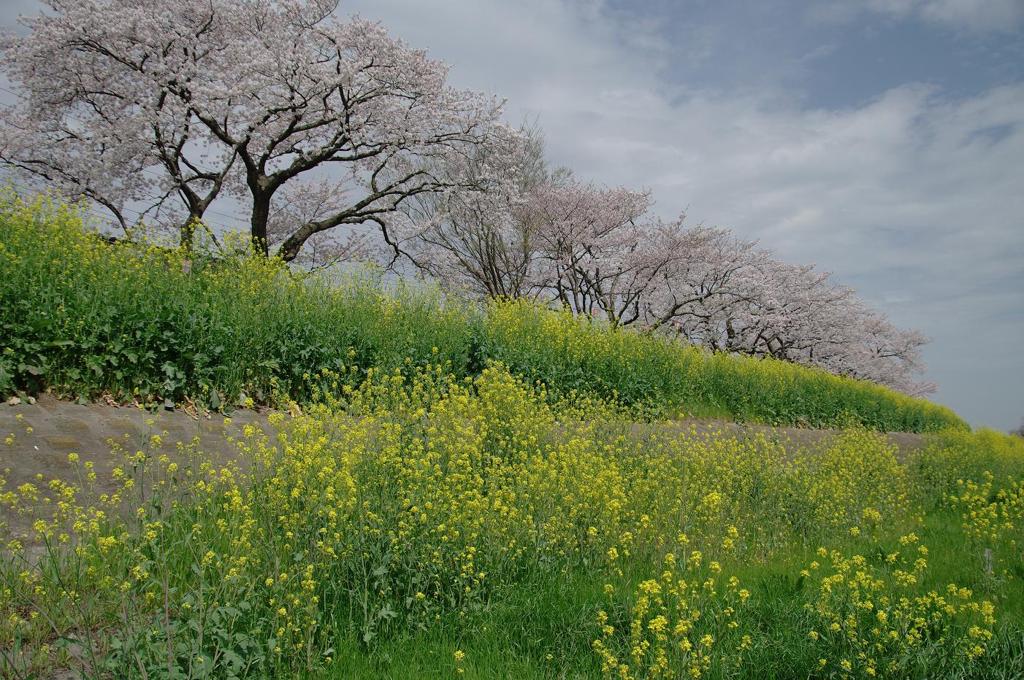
[265,180,374,270]
[581,222,691,328]
[402,124,549,298]
[663,253,934,394]
[726,261,856,359]
[642,227,765,338]
[526,180,695,328]
[0,0,503,260]
[807,305,933,396]
[529,181,648,318]
[0,0,242,245]
[405,163,934,393]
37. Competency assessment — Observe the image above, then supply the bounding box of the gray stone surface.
[0,396,274,542]
[0,395,927,548]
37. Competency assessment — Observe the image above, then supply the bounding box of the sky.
[1,0,1022,430]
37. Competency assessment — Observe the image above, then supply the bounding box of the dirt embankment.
[629,419,927,456]
[1,397,271,541]
[1,396,270,489]
[1,396,929,488]
[1,396,928,544]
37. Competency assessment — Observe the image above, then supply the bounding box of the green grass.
[0,192,965,432]
[311,570,607,679]
[303,506,1024,680]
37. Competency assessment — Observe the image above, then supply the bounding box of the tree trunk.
[250,192,271,256]
[180,214,200,252]
[277,223,317,263]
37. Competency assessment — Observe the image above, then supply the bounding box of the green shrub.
[0,193,967,432]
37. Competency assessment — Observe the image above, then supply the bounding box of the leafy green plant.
[0,192,966,432]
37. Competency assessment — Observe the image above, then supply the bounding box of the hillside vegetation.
[0,195,963,433]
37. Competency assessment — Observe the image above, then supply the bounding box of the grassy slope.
[0,194,963,433]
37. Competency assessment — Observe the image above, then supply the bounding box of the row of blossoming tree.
[0,0,933,395]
